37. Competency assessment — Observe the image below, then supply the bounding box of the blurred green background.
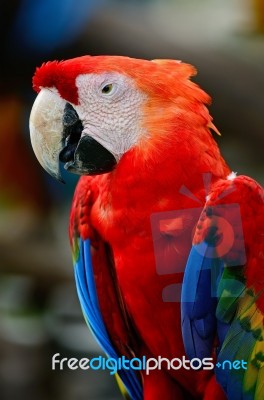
[0,0,263,399]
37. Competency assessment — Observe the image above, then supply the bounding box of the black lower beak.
[59,102,116,176]
[60,134,117,175]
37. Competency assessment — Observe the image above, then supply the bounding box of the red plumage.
[35,56,263,398]
[65,56,230,398]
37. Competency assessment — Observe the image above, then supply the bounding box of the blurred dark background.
[0,0,263,399]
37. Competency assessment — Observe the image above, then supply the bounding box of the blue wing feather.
[181,242,223,360]
[74,238,142,400]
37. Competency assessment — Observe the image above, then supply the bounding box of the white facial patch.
[75,72,148,161]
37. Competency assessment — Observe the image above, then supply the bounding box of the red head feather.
[33,55,211,106]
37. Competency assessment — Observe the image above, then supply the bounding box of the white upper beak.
[29,88,66,181]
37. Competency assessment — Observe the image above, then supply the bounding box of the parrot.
[29,55,264,400]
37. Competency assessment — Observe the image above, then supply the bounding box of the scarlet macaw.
[29,56,263,399]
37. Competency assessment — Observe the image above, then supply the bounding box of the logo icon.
[151,173,246,302]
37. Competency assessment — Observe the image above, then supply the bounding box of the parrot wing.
[70,176,142,400]
[181,174,264,400]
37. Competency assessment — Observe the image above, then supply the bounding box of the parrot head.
[30,55,216,181]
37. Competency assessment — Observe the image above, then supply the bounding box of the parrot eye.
[101,84,113,94]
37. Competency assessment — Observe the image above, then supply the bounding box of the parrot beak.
[30,88,117,181]
[29,88,66,182]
